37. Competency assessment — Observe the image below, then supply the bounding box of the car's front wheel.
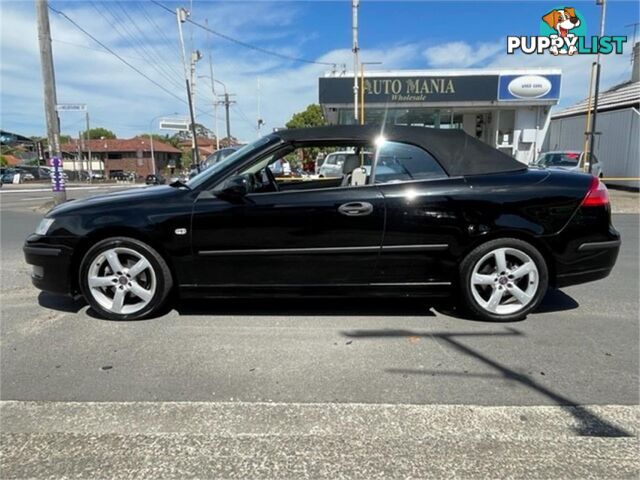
[460,238,548,322]
[79,237,173,320]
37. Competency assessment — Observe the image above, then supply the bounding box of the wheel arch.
[461,230,557,286]
[69,226,177,295]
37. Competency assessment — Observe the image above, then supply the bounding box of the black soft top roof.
[274,125,525,177]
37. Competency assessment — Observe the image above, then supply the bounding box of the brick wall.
[105,156,154,178]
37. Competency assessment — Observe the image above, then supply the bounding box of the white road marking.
[0,184,144,194]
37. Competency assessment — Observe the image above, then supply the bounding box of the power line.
[149,0,335,66]
[232,104,257,131]
[48,5,188,106]
[138,1,182,59]
[91,2,185,92]
[114,2,185,81]
[47,5,243,134]
[52,38,146,61]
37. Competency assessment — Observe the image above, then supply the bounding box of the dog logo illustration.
[507,5,626,56]
[541,7,583,55]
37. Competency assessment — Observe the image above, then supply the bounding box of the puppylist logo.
[507,6,627,55]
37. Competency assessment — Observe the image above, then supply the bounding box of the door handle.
[338,202,374,216]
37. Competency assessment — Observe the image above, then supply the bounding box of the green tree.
[137,133,174,145]
[83,127,116,139]
[33,135,72,145]
[0,155,8,167]
[285,104,326,129]
[219,136,239,148]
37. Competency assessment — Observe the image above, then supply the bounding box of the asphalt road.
[1,186,638,478]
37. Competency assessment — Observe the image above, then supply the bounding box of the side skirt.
[178,282,453,299]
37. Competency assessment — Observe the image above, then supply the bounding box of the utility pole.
[72,134,77,174]
[359,61,382,125]
[216,92,236,140]
[85,110,92,182]
[77,131,83,179]
[352,0,360,123]
[176,7,200,169]
[190,50,202,122]
[35,0,66,204]
[205,19,220,150]
[588,0,607,174]
[257,77,264,137]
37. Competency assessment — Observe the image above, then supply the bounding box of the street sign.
[56,103,87,112]
[159,118,189,131]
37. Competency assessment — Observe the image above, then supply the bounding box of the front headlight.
[35,218,55,236]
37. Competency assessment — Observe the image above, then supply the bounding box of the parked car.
[1,170,16,184]
[317,151,351,178]
[24,125,620,322]
[535,151,603,178]
[145,174,166,185]
[13,165,48,180]
[204,147,240,168]
[0,168,36,183]
[109,171,134,182]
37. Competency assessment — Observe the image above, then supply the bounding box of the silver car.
[317,151,350,178]
[535,151,603,178]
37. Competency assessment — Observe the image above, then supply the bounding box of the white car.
[319,151,376,178]
[317,151,352,178]
[535,151,603,178]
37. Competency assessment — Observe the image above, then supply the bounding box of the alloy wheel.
[470,247,539,315]
[87,247,157,315]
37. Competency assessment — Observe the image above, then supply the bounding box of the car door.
[370,140,468,286]
[190,183,385,287]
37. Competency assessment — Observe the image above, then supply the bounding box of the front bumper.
[23,236,75,295]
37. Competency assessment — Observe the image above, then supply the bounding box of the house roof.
[1,154,21,166]
[60,137,180,154]
[178,137,216,147]
[1,130,34,146]
[552,80,640,119]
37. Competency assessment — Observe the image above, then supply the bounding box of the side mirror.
[216,174,249,201]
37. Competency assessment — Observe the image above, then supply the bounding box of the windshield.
[186,135,279,189]
[537,152,581,168]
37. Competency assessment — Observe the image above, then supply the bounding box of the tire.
[460,238,548,322]
[79,237,173,320]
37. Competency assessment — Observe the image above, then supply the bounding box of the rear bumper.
[554,238,621,288]
[23,237,74,295]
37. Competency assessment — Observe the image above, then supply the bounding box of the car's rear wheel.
[79,237,172,320]
[460,238,548,322]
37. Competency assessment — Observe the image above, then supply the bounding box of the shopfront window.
[340,107,466,129]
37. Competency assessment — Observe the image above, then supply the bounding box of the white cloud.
[423,41,503,67]
[486,44,634,108]
[0,2,423,142]
[4,1,630,143]
[421,38,634,108]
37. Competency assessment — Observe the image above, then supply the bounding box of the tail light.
[582,176,609,207]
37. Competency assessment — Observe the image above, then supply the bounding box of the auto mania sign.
[319,73,560,104]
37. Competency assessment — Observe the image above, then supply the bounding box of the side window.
[373,141,447,184]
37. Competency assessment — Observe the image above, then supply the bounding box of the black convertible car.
[24,125,620,321]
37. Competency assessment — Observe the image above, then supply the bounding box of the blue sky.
[1,0,638,141]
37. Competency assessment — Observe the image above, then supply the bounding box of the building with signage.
[319,68,561,164]
[543,42,639,189]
